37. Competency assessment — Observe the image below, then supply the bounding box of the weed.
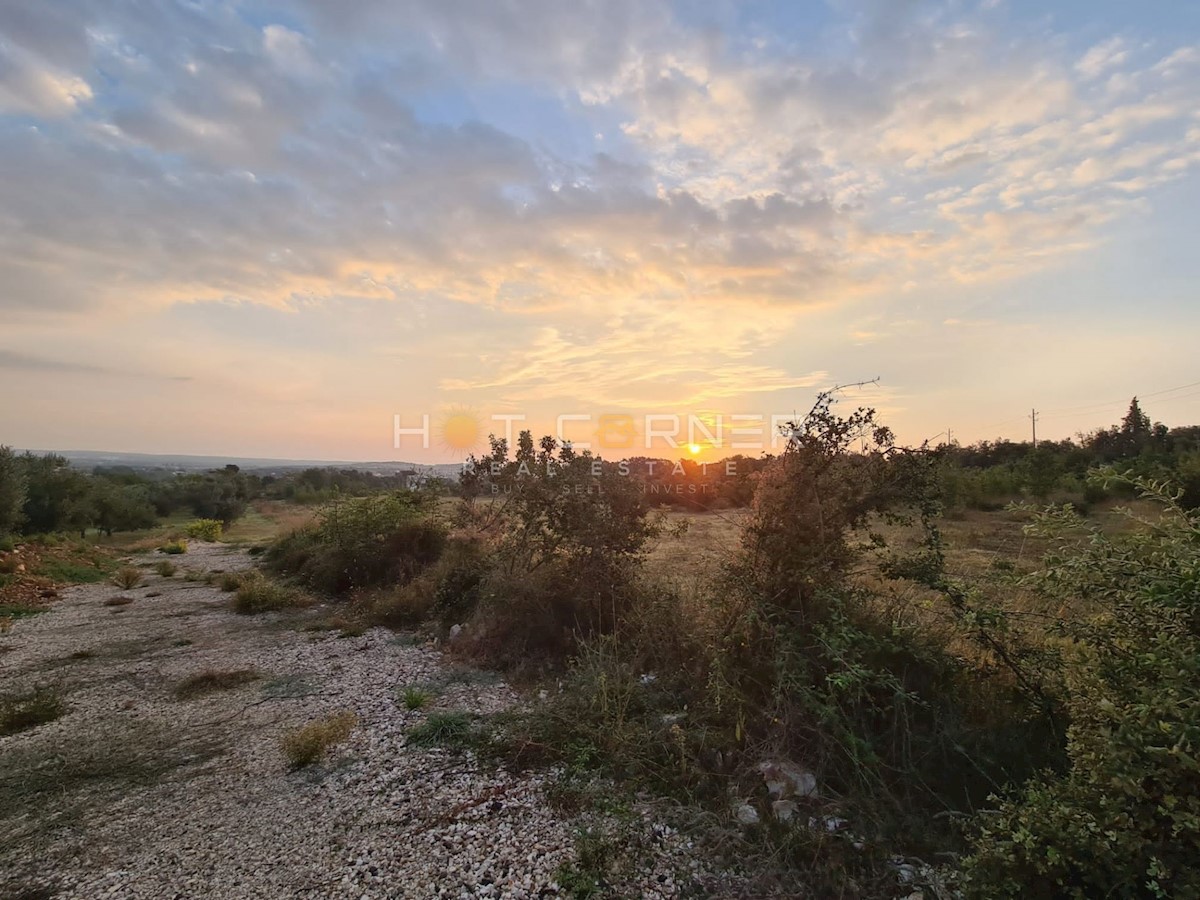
[0,721,223,838]
[155,560,178,578]
[281,710,357,768]
[217,571,242,592]
[173,668,260,700]
[234,571,303,614]
[0,685,67,735]
[406,711,483,750]
[111,566,143,590]
[399,686,432,710]
[0,602,47,620]
[159,540,188,555]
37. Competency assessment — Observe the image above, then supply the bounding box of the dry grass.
[173,668,261,700]
[111,566,144,590]
[643,510,743,585]
[234,571,305,614]
[280,710,357,768]
[0,685,67,736]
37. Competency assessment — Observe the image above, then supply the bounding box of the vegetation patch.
[406,711,485,750]
[265,492,445,595]
[398,685,432,710]
[154,560,178,577]
[173,668,261,700]
[216,571,242,592]
[281,710,357,768]
[103,595,134,607]
[0,601,48,620]
[0,720,224,842]
[0,685,67,736]
[159,540,188,555]
[111,566,144,590]
[186,518,224,541]
[233,571,304,614]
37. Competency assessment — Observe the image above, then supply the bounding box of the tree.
[0,445,26,537]
[19,453,91,534]
[1121,396,1151,438]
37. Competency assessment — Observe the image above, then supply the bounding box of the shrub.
[155,560,178,578]
[186,519,223,542]
[0,685,66,735]
[450,432,654,672]
[234,571,302,614]
[364,534,487,627]
[458,557,641,675]
[399,686,431,710]
[961,476,1200,898]
[265,493,445,595]
[281,710,357,768]
[111,566,143,589]
[159,540,188,555]
[217,571,242,592]
[174,668,260,700]
[406,711,482,750]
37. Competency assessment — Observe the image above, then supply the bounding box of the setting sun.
[688,443,702,455]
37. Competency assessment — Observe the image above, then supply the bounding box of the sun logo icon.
[436,406,485,455]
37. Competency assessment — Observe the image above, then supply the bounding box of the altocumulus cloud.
[0,0,1197,410]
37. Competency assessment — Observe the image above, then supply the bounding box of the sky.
[0,0,1198,463]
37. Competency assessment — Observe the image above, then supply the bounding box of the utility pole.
[946,428,952,446]
[1030,408,1038,448]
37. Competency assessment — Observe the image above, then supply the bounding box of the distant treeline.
[0,451,430,539]
[935,397,1200,510]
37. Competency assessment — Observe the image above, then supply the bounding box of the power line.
[1041,378,1200,416]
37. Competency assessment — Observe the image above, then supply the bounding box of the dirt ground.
[0,544,704,899]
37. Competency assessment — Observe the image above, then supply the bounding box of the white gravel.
[0,544,714,899]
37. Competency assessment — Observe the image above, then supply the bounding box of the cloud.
[0,0,1197,442]
[0,348,189,380]
[1076,38,1128,80]
[0,38,91,115]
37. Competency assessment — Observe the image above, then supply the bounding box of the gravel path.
[0,546,708,899]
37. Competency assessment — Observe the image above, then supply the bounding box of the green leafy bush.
[186,519,224,542]
[962,476,1200,898]
[159,539,187,554]
[265,492,445,595]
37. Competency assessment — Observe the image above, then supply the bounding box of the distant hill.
[22,449,464,480]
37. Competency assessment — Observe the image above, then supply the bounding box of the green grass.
[0,603,48,620]
[399,686,432,710]
[406,711,484,750]
[35,557,113,584]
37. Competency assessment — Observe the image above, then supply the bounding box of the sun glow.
[688,443,702,455]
